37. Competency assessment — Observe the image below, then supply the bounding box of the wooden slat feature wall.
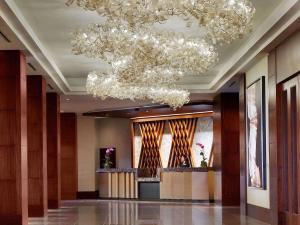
[138,121,164,177]
[60,113,78,200]
[168,118,197,168]
[134,112,213,175]
[0,51,28,225]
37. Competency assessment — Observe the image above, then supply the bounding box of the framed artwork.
[246,77,267,189]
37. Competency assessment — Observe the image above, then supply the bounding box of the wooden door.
[278,76,300,225]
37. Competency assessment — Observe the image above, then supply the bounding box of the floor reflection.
[29,200,269,225]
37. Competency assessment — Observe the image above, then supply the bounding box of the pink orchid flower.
[196,143,204,149]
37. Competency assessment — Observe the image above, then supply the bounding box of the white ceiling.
[10,0,282,88]
[61,93,215,113]
[1,0,299,112]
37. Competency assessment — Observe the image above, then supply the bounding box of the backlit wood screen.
[168,118,197,167]
[138,121,164,177]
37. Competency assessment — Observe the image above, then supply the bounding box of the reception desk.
[97,168,138,199]
[97,168,215,201]
[159,168,214,201]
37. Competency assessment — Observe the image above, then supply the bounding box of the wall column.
[47,93,61,209]
[213,93,240,206]
[239,74,247,214]
[61,113,78,200]
[0,50,28,224]
[27,75,47,217]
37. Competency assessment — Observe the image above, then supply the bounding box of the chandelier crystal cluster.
[86,72,190,108]
[71,21,218,85]
[68,0,255,44]
[67,0,255,108]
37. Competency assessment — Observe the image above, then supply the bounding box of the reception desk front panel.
[97,169,138,199]
[97,168,215,201]
[160,170,214,201]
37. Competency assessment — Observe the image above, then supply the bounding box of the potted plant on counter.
[104,147,114,169]
[196,143,208,168]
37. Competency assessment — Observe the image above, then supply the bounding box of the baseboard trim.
[247,204,270,223]
[98,197,214,204]
[77,191,99,199]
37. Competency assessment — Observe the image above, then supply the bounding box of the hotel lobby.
[0,0,300,225]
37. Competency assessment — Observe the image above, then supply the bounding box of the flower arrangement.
[104,147,114,169]
[196,143,208,168]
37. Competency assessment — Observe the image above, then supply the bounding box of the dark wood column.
[0,50,28,224]
[27,75,47,217]
[213,93,240,206]
[47,93,61,209]
[239,74,247,214]
[268,50,278,225]
[60,113,78,200]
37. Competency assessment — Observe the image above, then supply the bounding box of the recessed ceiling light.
[66,98,71,101]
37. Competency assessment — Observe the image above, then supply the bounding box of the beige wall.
[96,118,132,168]
[77,116,97,192]
[245,55,270,209]
[77,117,132,192]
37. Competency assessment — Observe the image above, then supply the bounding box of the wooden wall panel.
[268,28,300,225]
[27,75,47,217]
[46,93,61,209]
[0,50,28,225]
[221,93,240,206]
[213,93,240,206]
[60,113,78,200]
[213,96,222,203]
[277,77,300,224]
[268,50,279,225]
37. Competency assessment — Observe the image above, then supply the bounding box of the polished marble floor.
[29,200,269,225]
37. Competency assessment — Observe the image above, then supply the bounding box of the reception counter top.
[96,167,214,174]
[96,168,137,173]
[159,167,214,172]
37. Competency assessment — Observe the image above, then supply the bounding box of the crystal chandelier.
[71,22,218,85]
[86,71,190,109]
[67,0,255,45]
[67,0,255,108]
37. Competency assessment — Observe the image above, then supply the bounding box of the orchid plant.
[104,147,114,169]
[196,143,208,168]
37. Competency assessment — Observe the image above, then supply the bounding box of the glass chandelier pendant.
[71,21,219,86]
[86,72,190,109]
[68,0,255,45]
[67,0,256,108]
